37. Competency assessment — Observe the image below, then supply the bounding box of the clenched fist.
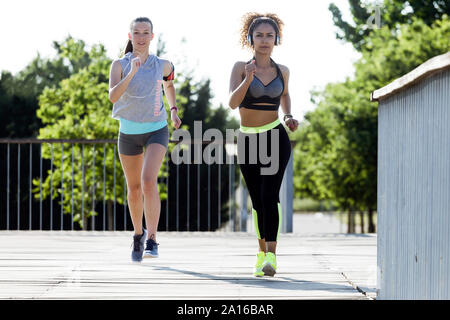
[244,59,256,82]
[285,118,299,132]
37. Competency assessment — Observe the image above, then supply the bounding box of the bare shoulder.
[232,61,247,70]
[111,59,122,69]
[276,63,290,77]
[109,59,123,87]
[229,61,246,80]
[110,59,123,76]
[234,61,249,76]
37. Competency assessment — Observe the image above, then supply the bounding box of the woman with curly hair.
[229,12,299,277]
[109,17,181,262]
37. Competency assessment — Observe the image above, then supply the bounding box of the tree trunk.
[350,210,357,233]
[359,210,365,233]
[368,208,376,233]
[351,211,356,233]
[347,211,351,233]
[347,210,355,233]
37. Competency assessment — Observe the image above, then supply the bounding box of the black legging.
[238,123,292,241]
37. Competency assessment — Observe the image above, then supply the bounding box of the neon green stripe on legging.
[254,204,282,241]
[252,208,261,239]
[240,118,281,134]
[277,202,282,241]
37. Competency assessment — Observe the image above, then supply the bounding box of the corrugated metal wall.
[377,68,450,299]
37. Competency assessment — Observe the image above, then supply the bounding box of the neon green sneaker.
[253,251,265,277]
[262,252,277,277]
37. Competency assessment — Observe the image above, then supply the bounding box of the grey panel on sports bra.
[248,76,284,98]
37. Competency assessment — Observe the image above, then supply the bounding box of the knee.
[127,183,142,199]
[141,176,158,194]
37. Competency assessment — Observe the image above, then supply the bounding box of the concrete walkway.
[0,231,376,300]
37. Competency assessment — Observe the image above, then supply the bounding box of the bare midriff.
[239,104,279,127]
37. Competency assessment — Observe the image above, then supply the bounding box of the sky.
[0,0,361,122]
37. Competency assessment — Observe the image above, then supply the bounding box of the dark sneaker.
[131,229,147,262]
[143,238,159,258]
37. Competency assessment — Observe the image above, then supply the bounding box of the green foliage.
[0,35,92,138]
[294,13,450,213]
[329,0,450,51]
[355,16,450,89]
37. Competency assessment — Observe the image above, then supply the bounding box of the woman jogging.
[108,17,181,262]
[228,13,299,276]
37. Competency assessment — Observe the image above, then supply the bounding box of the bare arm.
[279,66,299,132]
[280,66,291,116]
[108,58,139,103]
[161,60,177,109]
[162,59,181,129]
[228,61,254,109]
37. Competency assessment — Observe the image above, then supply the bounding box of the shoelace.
[145,239,159,250]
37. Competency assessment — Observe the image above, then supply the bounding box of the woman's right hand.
[130,56,142,76]
[244,60,256,82]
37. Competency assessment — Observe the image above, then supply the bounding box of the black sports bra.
[239,58,285,111]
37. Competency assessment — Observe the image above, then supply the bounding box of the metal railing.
[0,138,293,232]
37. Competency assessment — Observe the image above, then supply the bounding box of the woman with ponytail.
[109,17,181,262]
[229,12,299,277]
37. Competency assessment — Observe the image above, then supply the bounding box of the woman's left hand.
[171,110,182,129]
[285,118,299,132]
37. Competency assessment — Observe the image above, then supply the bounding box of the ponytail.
[122,39,133,57]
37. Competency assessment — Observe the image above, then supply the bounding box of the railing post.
[71,144,74,231]
[102,144,106,231]
[218,162,221,230]
[166,151,169,231]
[186,154,190,231]
[81,144,85,230]
[176,160,179,232]
[239,174,248,232]
[61,143,64,231]
[280,151,294,233]
[29,144,32,230]
[50,144,53,230]
[17,144,20,230]
[39,144,42,230]
[92,144,95,231]
[7,143,10,231]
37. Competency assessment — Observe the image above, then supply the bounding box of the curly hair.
[239,12,284,49]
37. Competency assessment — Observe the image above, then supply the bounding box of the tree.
[329,0,450,51]
[33,40,120,229]
[294,15,450,233]
[0,35,93,138]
